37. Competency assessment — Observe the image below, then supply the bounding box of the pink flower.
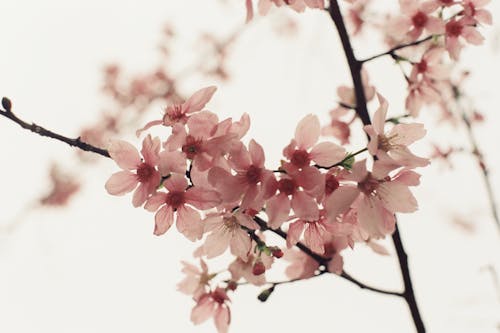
[283,114,345,170]
[208,140,275,209]
[265,167,323,228]
[393,0,445,40]
[246,0,325,21]
[203,209,259,261]
[40,164,80,206]
[322,107,353,145]
[105,134,161,207]
[177,260,213,299]
[144,174,221,240]
[286,210,334,254]
[445,18,485,60]
[191,287,231,333]
[326,160,421,238]
[136,86,217,136]
[462,0,492,25]
[409,46,448,82]
[165,112,238,171]
[364,94,429,168]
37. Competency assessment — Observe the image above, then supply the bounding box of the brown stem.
[0,98,110,158]
[253,216,401,297]
[359,36,434,64]
[327,2,426,331]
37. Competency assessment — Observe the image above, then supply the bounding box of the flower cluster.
[105,84,428,332]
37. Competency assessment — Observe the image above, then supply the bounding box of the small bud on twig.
[2,97,12,112]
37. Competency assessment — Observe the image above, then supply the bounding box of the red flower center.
[412,11,428,28]
[325,174,340,195]
[278,178,297,196]
[446,21,463,37]
[291,149,311,168]
[166,191,185,209]
[416,59,428,73]
[211,289,228,304]
[245,165,262,184]
[182,135,203,159]
[136,162,155,182]
[358,173,379,195]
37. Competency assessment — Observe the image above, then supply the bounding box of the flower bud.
[271,248,283,258]
[252,260,266,276]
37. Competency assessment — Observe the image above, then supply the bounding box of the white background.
[0,1,499,332]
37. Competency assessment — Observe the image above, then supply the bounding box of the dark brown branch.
[392,225,426,332]
[0,97,110,158]
[359,36,434,64]
[253,215,401,297]
[327,2,426,331]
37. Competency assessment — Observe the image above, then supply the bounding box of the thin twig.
[253,215,402,296]
[359,36,434,64]
[1,97,110,158]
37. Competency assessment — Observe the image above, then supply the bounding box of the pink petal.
[390,123,426,146]
[245,0,254,22]
[425,16,445,34]
[154,206,174,236]
[214,306,230,333]
[144,192,167,212]
[249,139,265,167]
[229,229,252,260]
[291,191,319,220]
[164,173,188,192]
[462,26,484,45]
[325,186,359,221]
[378,182,418,213]
[191,296,215,324]
[186,187,221,210]
[159,150,187,176]
[266,194,291,229]
[204,228,231,259]
[105,171,138,195]
[140,134,161,165]
[364,125,379,156]
[295,114,320,149]
[132,182,151,207]
[287,221,306,248]
[176,206,203,241]
[373,94,388,134]
[187,111,219,139]
[310,142,345,166]
[303,224,325,254]
[356,195,387,238]
[108,140,141,170]
[327,254,344,274]
[184,86,217,114]
[136,120,162,138]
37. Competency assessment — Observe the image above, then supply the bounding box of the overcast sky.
[0,1,499,332]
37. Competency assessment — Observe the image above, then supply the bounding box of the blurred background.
[0,1,499,332]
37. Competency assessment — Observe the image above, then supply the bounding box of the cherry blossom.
[136,86,217,136]
[364,94,429,168]
[445,17,484,59]
[105,134,161,207]
[177,260,213,299]
[191,287,231,333]
[144,174,220,240]
[392,0,444,41]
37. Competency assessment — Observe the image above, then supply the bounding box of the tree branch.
[253,215,402,297]
[359,36,434,64]
[327,2,426,331]
[0,97,110,158]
